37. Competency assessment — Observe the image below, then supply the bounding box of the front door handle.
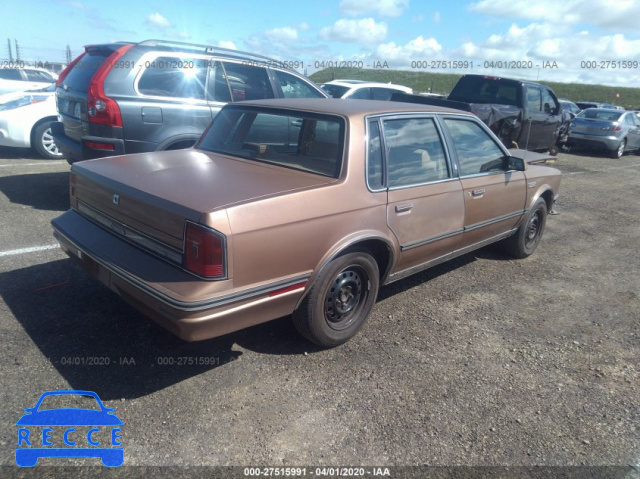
[395,203,413,213]
[471,189,486,197]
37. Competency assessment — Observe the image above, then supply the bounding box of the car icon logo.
[15,390,123,467]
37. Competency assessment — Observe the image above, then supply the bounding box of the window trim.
[365,113,454,192]
[437,113,514,179]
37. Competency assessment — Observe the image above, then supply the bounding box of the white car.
[321,79,413,100]
[0,85,63,159]
[0,67,58,95]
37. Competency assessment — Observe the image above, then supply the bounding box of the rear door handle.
[471,189,485,197]
[395,203,413,213]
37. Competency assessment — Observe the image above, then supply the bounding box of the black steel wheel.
[293,252,379,347]
[504,198,548,259]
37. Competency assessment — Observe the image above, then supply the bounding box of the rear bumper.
[51,122,125,164]
[566,132,621,151]
[51,209,307,341]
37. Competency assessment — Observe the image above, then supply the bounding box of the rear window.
[578,109,622,121]
[0,69,22,80]
[60,51,112,93]
[198,107,345,178]
[321,84,349,98]
[450,76,520,106]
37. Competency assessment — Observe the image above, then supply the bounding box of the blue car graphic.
[16,390,123,467]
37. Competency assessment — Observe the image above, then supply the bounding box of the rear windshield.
[321,84,350,98]
[449,76,521,106]
[198,107,345,178]
[578,109,622,121]
[60,50,112,93]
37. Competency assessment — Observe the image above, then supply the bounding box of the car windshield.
[198,107,345,178]
[36,394,101,411]
[578,109,622,121]
[321,84,350,98]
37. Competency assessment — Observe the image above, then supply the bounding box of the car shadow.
[0,146,49,160]
[0,171,69,211]
[3,247,505,400]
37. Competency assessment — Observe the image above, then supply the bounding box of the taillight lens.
[184,222,226,279]
[56,52,86,88]
[87,44,134,126]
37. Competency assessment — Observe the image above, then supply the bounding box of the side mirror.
[505,156,526,171]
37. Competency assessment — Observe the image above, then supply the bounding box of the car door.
[441,116,526,250]
[369,115,465,274]
[624,113,640,148]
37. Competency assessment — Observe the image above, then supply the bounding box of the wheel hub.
[325,270,362,323]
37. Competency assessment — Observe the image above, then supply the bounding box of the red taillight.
[87,44,134,127]
[56,52,86,88]
[184,222,225,279]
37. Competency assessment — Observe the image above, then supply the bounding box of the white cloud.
[319,18,387,44]
[265,26,299,42]
[375,36,442,65]
[469,0,640,31]
[217,41,237,50]
[433,11,441,23]
[339,0,409,18]
[146,12,171,29]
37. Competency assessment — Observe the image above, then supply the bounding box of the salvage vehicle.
[0,85,63,159]
[51,99,561,347]
[391,74,563,155]
[567,108,640,158]
[321,79,412,100]
[52,39,326,165]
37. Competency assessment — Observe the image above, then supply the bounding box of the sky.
[2,0,640,88]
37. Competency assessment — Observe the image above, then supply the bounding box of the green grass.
[310,68,640,109]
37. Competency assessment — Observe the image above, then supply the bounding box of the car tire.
[504,198,548,259]
[33,121,63,159]
[610,138,626,159]
[293,252,379,348]
[548,144,559,156]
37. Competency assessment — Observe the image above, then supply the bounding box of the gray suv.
[52,40,327,164]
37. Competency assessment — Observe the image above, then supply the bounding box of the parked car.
[567,108,640,158]
[559,99,581,116]
[52,39,327,165]
[391,74,563,155]
[557,99,581,146]
[321,79,413,100]
[575,101,616,110]
[0,85,63,159]
[0,67,58,95]
[52,98,561,347]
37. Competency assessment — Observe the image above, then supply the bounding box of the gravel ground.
[0,146,638,478]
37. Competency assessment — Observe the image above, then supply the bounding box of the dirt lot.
[0,146,638,478]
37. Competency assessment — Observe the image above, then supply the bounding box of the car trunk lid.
[71,149,336,249]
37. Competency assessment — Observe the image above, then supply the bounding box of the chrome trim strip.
[78,201,183,264]
[400,229,464,252]
[54,226,309,313]
[387,228,518,284]
[464,210,525,232]
[398,210,524,251]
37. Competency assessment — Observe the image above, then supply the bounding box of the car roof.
[228,98,468,117]
[324,80,411,90]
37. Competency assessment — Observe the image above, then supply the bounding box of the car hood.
[73,148,338,213]
[16,409,123,426]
